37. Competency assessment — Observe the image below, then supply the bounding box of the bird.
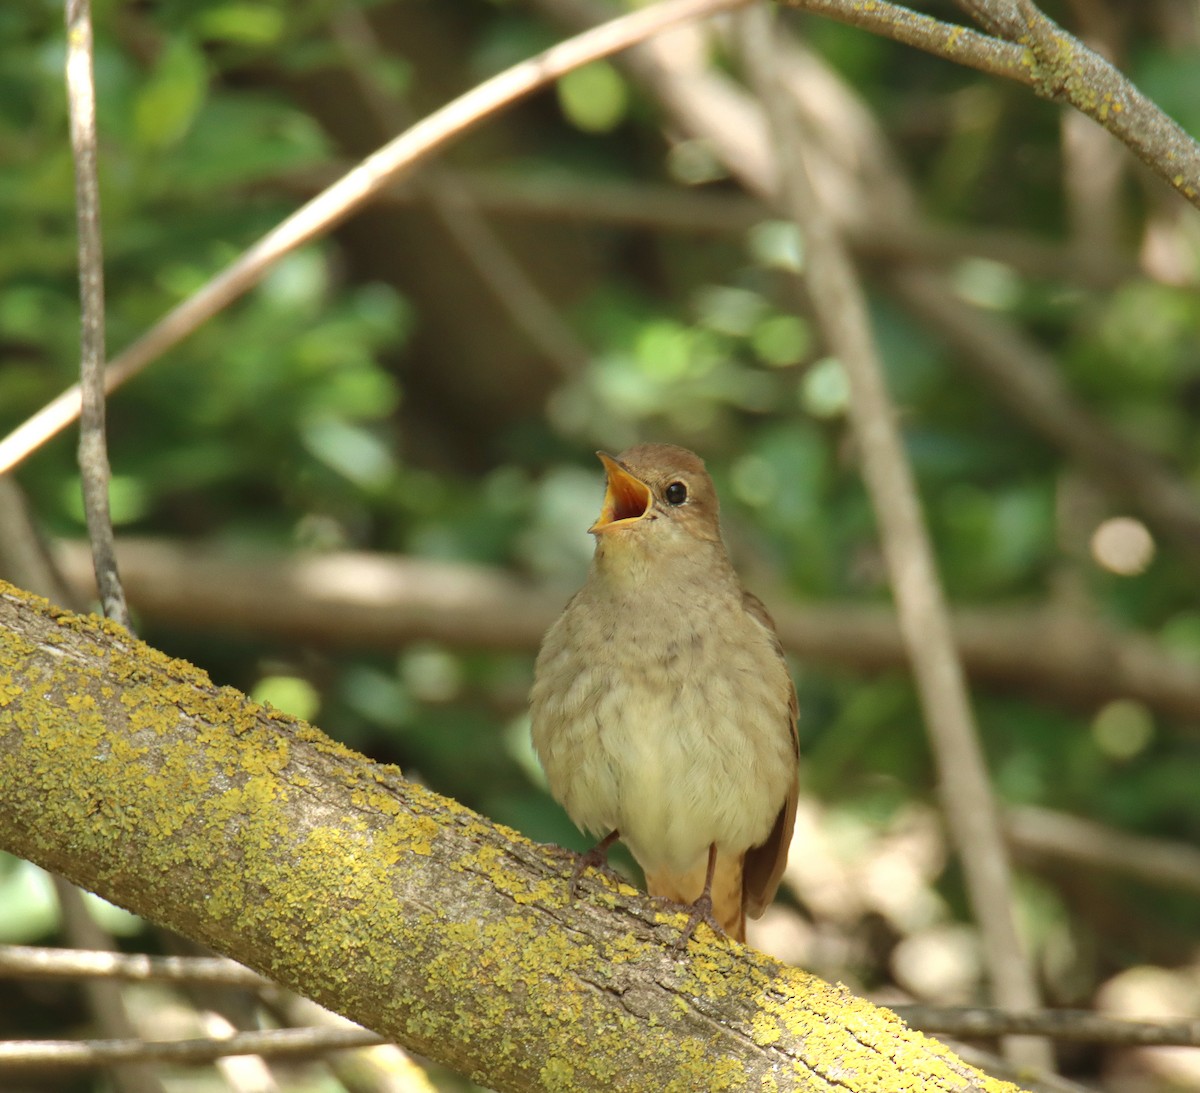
[530,443,799,945]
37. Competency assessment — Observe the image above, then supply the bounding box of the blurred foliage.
[3,0,1200,1089]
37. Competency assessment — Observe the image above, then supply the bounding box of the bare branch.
[737,5,1047,1068]
[779,0,1029,82]
[0,1027,383,1071]
[49,537,1200,726]
[0,946,269,987]
[330,7,589,374]
[1006,806,1200,898]
[0,0,749,478]
[897,1005,1200,1049]
[64,0,129,630]
[278,164,1144,288]
[779,0,1200,210]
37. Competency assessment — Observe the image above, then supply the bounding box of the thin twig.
[0,0,749,477]
[889,269,1200,564]
[278,163,1144,288]
[779,0,1029,82]
[897,1005,1200,1048]
[64,0,129,629]
[0,945,269,987]
[737,5,1048,1069]
[52,880,166,1093]
[778,0,1200,210]
[49,538,1200,726]
[0,1027,384,1070]
[1006,806,1200,898]
[331,7,590,374]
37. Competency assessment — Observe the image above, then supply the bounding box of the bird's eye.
[664,481,688,506]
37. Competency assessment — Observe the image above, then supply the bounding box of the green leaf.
[194,3,286,46]
[252,675,320,721]
[133,37,208,149]
[556,61,628,134]
[752,314,811,366]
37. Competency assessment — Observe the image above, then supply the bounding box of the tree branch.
[895,1005,1200,1049]
[0,1027,382,1070]
[277,163,1144,288]
[0,946,269,988]
[0,580,1025,1093]
[65,0,129,631]
[737,6,1046,1068]
[0,0,749,478]
[779,0,1200,210]
[780,0,1029,82]
[46,537,1200,726]
[1005,806,1200,898]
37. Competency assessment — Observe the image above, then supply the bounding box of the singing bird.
[530,444,799,944]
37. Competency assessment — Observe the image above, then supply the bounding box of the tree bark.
[0,580,1021,1092]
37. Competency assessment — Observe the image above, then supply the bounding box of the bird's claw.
[569,832,623,899]
[672,894,726,950]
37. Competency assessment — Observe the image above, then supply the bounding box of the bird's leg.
[570,829,622,899]
[673,843,726,950]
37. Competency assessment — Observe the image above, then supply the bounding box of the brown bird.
[530,443,799,944]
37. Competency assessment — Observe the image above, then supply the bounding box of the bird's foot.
[569,830,622,900]
[672,893,726,950]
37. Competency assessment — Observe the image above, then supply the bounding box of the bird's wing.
[740,589,800,919]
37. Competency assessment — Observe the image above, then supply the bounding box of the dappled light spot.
[1092,699,1154,761]
[1091,516,1155,575]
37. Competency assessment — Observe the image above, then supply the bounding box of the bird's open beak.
[589,452,652,535]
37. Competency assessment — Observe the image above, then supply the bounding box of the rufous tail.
[645,848,746,942]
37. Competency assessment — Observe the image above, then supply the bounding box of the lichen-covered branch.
[778,0,1029,83]
[778,0,1200,209]
[0,581,1022,1092]
[962,0,1200,206]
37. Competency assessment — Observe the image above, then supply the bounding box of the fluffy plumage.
[530,443,799,942]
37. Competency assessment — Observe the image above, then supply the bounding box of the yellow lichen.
[0,581,1028,1092]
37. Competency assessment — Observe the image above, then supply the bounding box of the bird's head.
[589,444,724,564]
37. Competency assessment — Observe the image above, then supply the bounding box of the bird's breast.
[530,586,795,877]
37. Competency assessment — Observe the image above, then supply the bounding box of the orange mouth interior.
[590,454,652,533]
